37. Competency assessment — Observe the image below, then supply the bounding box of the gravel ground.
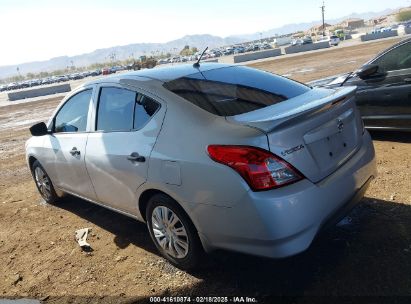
[0,38,410,304]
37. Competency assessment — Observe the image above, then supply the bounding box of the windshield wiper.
[340,71,355,87]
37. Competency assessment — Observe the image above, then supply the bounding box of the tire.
[31,160,59,204]
[146,194,203,270]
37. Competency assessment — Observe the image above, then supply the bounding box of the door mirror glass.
[357,64,380,79]
[30,122,49,136]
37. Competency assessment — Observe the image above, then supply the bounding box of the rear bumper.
[193,131,377,258]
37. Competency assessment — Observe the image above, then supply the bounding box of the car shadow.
[54,195,411,302]
[369,130,411,143]
[56,195,158,254]
[120,197,410,303]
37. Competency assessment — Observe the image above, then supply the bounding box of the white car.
[329,35,340,46]
[318,36,340,46]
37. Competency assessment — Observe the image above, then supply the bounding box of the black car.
[309,38,411,131]
[90,69,102,76]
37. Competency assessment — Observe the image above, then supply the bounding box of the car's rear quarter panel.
[141,89,269,213]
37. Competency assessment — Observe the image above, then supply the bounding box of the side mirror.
[29,122,49,136]
[356,64,380,79]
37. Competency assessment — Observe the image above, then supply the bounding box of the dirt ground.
[249,37,403,83]
[1,38,411,304]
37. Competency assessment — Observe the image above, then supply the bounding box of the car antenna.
[193,47,208,68]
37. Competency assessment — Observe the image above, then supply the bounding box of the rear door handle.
[127,152,145,162]
[404,78,411,83]
[69,147,80,156]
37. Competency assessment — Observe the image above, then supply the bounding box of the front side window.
[163,66,310,117]
[373,42,411,72]
[97,87,160,132]
[54,89,92,133]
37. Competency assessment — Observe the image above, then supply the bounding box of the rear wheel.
[32,160,58,204]
[146,194,203,270]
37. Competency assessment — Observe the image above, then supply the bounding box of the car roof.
[94,63,234,84]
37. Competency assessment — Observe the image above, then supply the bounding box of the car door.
[42,87,97,200]
[85,84,165,214]
[347,40,411,130]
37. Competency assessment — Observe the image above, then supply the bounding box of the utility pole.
[321,1,326,37]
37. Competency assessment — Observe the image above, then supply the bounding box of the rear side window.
[163,66,310,116]
[97,87,160,132]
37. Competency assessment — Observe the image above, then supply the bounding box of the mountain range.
[0,7,400,79]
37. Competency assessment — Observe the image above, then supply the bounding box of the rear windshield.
[163,66,310,116]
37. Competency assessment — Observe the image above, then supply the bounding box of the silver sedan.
[26,63,377,269]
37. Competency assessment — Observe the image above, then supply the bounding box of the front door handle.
[404,78,411,83]
[69,147,80,156]
[127,152,145,162]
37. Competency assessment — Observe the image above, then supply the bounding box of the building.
[307,23,332,36]
[367,17,388,26]
[343,18,365,29]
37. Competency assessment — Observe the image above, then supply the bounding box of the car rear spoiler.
[226,86,357,133]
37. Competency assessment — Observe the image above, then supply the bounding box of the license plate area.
[304,109,358,173]
[326,132,348,158]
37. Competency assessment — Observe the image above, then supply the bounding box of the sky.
[0,0,410,66]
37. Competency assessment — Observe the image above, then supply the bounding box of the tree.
[397,10,411,22]
[180,46,198,56]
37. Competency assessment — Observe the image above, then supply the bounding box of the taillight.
[207,145,304,191]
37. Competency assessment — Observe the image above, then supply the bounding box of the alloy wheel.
[34,166,51,200]
[151,205,189,259]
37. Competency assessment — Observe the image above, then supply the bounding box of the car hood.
[307,72,351,88]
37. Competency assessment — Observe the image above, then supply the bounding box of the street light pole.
[321,1,326,36]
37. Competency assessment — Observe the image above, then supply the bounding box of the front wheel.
[146,194,203,270]
[32,160,59,204]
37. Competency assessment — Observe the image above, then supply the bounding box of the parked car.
[211,50,223,57]
[69,73,84,80]
[318,35,340,46]
[60,75,70,82]
[302,37,313,44]
[90,69,102,77]
[101,68,111,75]
[234,46,245,54]
[157,59,168,65]
[223,47,234,55]
[329,35,340,46]
[309,37,411,131]
[29,79,42,86]
[260,43,273,49]
[7,82,19,90]
[381,27,393,33]
[26,63,376,269]
[291,38,312,46]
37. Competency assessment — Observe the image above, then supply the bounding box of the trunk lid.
[226,87,363,183]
